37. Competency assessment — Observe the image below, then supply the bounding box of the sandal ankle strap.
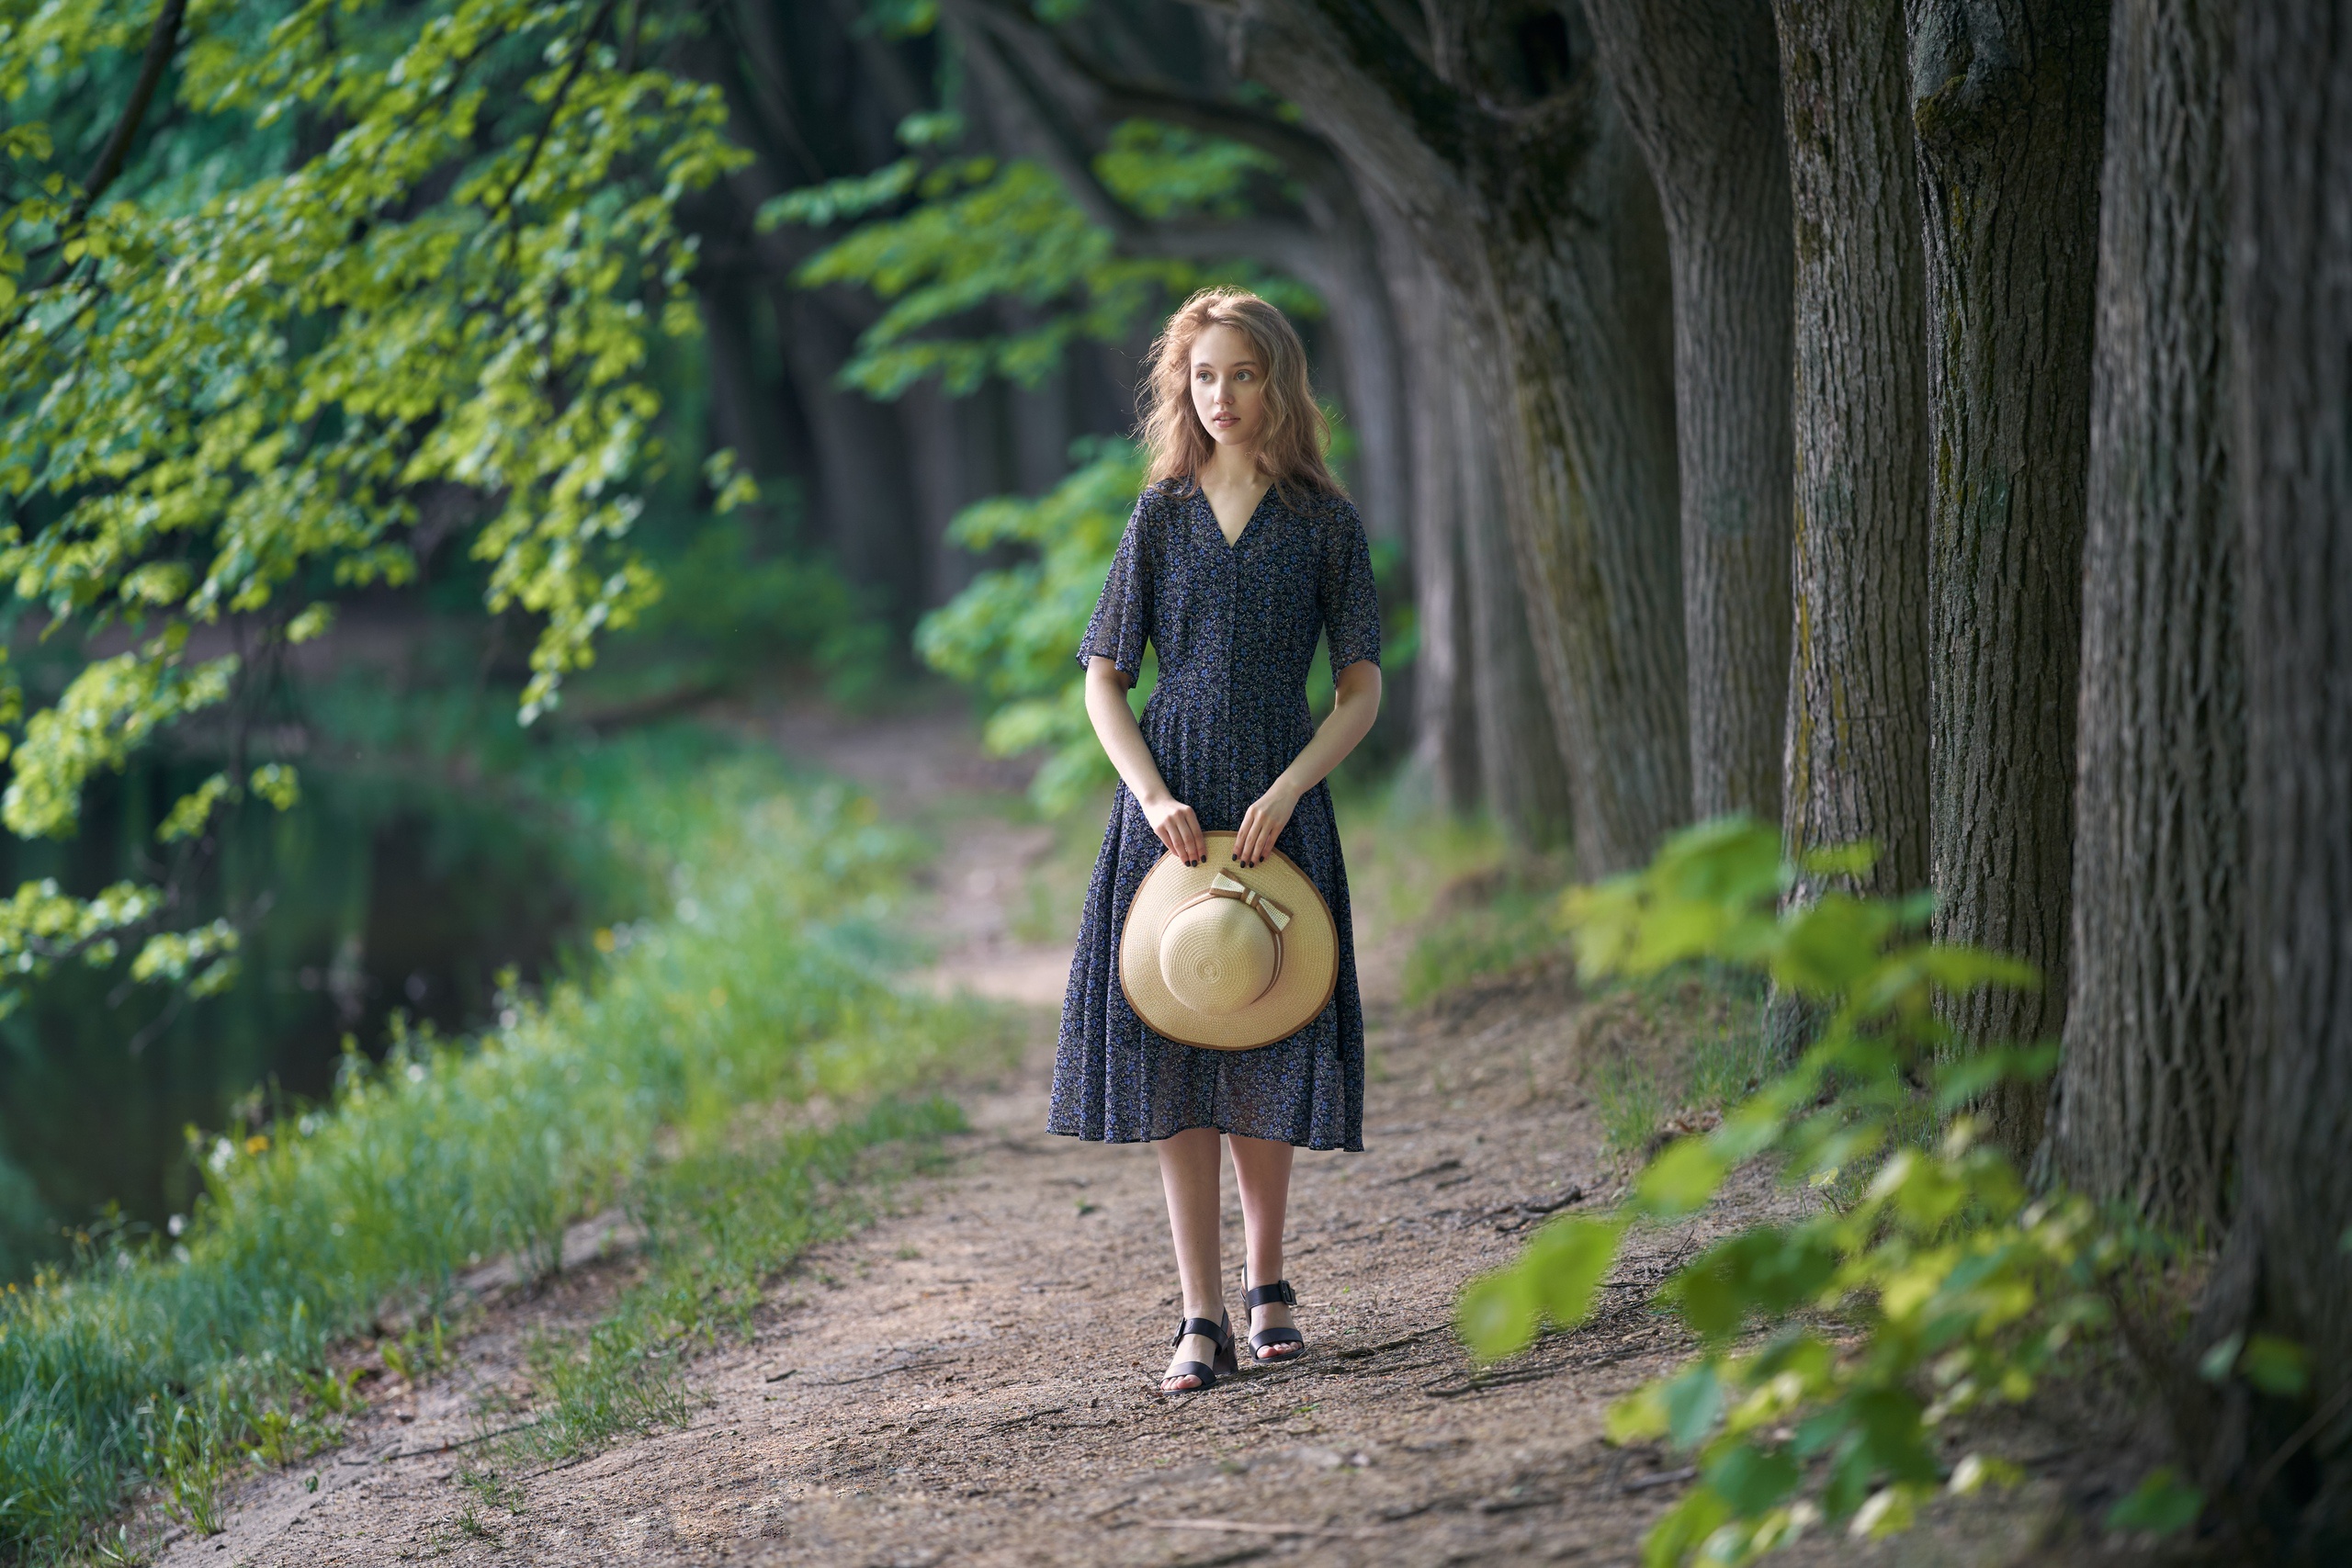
[1172,1314,1228,1348]
[1243,1279,1296,1310]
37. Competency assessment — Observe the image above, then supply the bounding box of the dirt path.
[161,703,2128,1568]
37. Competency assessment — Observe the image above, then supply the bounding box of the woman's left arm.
[1232,659,1383,867]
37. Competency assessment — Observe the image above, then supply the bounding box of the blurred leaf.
[2240,1334,2311,1398]
[1636,1136,1726,1220]
[1663,1361,1723,1450]
[2198,1331,2245,1383]
[1704,1440,1800,1515]
[1456,1267,1540,1364]
[2105,1467,2204,1536]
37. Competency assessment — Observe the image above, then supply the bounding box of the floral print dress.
[1047,478,1381,1151]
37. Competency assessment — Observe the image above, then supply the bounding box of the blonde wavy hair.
[1137,288,1343,501]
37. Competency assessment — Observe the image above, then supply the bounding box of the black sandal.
[1244,1278,1306,1363]
[1159,1312,1237,1393]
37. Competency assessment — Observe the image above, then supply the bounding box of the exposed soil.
[158,702,2166,1568]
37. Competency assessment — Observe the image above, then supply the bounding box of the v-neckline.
[1200,483,1271,551]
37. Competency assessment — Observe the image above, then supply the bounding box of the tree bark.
[2211,0,2352,1547]
[1232,0,1690,876]
[1388,229,1483,816]
[2051,0,2240,1242]
[1773,0,1934,901]
[1382,207,1573,838]
[1586,0,1793,824]
[1459,350,1578,845]
[1906,0,2108,1156]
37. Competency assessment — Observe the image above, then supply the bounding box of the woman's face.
[1189,322,1267,453]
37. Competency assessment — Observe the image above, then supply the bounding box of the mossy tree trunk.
[2051,0,2242,1242]
[1906,0,2109,1157]
[1587,0,1793,825]
[1772,0,1933,901]
[1235,0,1690,876]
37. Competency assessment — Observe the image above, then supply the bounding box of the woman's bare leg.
[1155,1127,1227,1390]
[1227,1134,1300,1358]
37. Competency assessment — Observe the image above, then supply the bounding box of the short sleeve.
[1319,497,1382,671]
[1075,495,1154,678]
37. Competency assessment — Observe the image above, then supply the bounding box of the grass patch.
[0,754,1009,1564]
[1574,968,1773,1163]
[1335,794,1578,1008]
[497,1097,961,1471]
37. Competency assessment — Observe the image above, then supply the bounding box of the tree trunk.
[1455,303,1577,844]
[1231,0,1690,876]
[1907,0,2108,1156]
[1772,0,1934,901]
[2051,0,2240,1241]
[1384,209,1573,838]
[899,381,1013,610]
[1388,229,1483,817]
[2211,0,2352,1547]
[1587,0,1794,824]
[1468,110,1689,876]
[773,283,927,625]
[1307,197,1412,548]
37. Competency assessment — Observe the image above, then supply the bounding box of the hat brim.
[1119,832,1339,1051]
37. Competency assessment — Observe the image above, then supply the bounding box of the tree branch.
[499,0,620,259]
[945,0,1342,182]
[952,18,1329,282]
[74,0,188,220]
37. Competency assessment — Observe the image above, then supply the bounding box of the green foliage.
[0,0,754,1008]
[1453,818,2160,1565]
[913,438,1144,811]
[764,118,1313,398]
[0,765,1000,1561]
[2107,1466,2205,1536]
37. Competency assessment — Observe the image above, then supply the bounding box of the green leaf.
[2240,1334,2311,1398]
[1663,1361,1723,1450]
[1798,840,1878,879]
[2105,1467,2204,1536]
[2197,1331,2244,1383]
[1607,1382,1670,1445]
[1702,1439,1799,1515]
[1457,1215,1624,1363]
[1520,1214,1626,1328]
[249,764,300,812]
[1456,1268,1540,1364]
[1637,1136,1728,1219]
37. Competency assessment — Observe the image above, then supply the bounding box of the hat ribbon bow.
[1206,869,1291,930]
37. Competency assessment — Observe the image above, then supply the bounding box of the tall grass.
[0,753,1000,1562]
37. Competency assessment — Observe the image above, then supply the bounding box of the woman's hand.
[1140,791,1207,865]
[1233,781,1299,868]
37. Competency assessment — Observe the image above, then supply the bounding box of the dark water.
[0,760,590,1278]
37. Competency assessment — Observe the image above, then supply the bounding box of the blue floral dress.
[1048,478,1381,1151]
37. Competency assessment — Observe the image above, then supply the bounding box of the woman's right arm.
[1085,656,1205,865]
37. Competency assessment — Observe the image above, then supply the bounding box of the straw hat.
[1120,832,1339,1051]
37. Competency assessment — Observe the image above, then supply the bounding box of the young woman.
[1047,287,1383,1394]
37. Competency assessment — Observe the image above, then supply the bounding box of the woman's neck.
[1198,445,1263,491]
